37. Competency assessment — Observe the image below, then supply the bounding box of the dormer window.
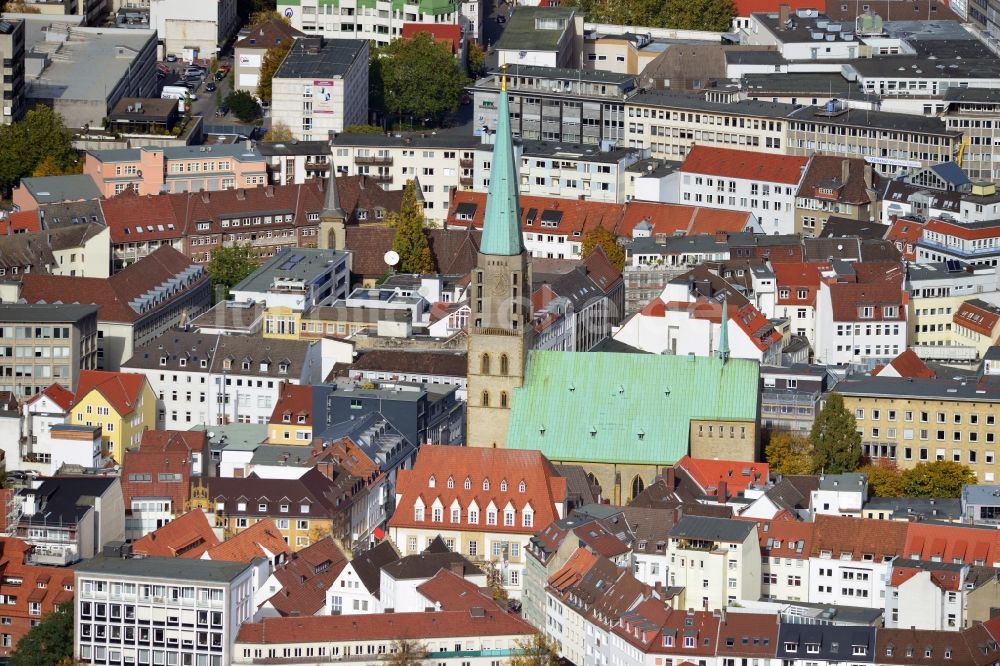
[282,413,291,423]
[464,477,471,490]
[223,359,232,370]
[278,363,289,374]
[179,358,187,367]
[297,415,306,424]
[242,361,251,371]
[483,479,490,491]
[260,362,269,372]
[447,477,454,489]
[159,356,167,366]
[500,480,508,492]
[200,359,208,368]
[429,475,436,488]
[518,481,526,493]
[414,506,424,521]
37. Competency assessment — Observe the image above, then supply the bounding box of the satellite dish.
[384,250,400,267]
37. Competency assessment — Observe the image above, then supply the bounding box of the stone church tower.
[318,168,346,250]
[467,71,532,448]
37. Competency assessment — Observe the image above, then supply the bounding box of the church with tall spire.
[466,68,532,448]
[318,168,347,250]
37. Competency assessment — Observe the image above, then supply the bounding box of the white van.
[161,85,196,100]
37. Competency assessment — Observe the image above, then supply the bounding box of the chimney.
[717,480,728,504]
[201,191,210,204]
[863,162,874,190]
[778,4,790,29]
[449,561,464,575]
[841,159,850,186]
[665,467,677,491]
[236,189,246,201]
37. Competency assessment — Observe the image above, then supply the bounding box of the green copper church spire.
[480,66,524,256]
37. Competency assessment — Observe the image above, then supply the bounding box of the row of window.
[856,408,997,425]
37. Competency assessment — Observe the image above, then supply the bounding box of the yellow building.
[70,370,157,464]
[263,304,410,340]
[267,383,313,444]
[837,376,1000,482]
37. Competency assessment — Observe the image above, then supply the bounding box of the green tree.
[344,124,385,134]
[0,104,78,193]
[256,39,293,103]
[225,90,262,123]
[9,600,73,666]
[467,40,486,76]
[810,393,862,474]
[388,639,428,666]
[267,121,294,141]
[580,226,626,271]
[32,155,66,177]
[508,634,561,666]
[206,244,258,300]
[378,32,469,124]
[482,559,509,601]
[858,462,905,497]
[764,431,815,475]
[565,0,734,29]
[902,460,977,498]
[391,180,436,273]
[249,9,289,26]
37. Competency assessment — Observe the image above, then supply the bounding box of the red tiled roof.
[619,202,754,238]
[401,23,462,53]
[924,217,1000,241]
[236,607,535,644]
[0,537,76,658]
[101,191,183,243]
[886,217,924,261]
[266,537,349,617]
[675,456,769,495]
[547,548,599,592]
[825,270,906,322]
[716,612,780,658]
[753,519,814,558]
[205,518,293,563]
[810,515,908,560]
[416,568,496,610]
[25,383,75,411]
[772,262,829,306]
[954,300,1000,338]
[573,522,630,558]
[390,446,567,535]
[122,430,203,509]
[680,145,808,185]
[904,522,1000,566]
[131,510,220,558]
[3,211,42,234]
[74,370,149,416]
[890,562,962,591]
[268,383,313,427]
[19,245,207,323]
[876,349,936,379]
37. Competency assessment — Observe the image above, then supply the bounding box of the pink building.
[84,144,268,197]
[11,174,102,212]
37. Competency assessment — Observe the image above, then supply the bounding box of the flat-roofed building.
[270,37,369,142]
[0,18,26,125]
[0,304,99,398]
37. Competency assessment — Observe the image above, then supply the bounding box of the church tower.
[318,168,347,250]
[467,69,532,448]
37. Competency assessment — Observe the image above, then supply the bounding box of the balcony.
[355,155,393,166]
[26,545,77,566]
[304,161,330,171]
[459,158,474,168]
[370,174,393,184]
[459,175,473,187]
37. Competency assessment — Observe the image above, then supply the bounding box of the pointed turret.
[319,167,347,250]
[322,167,346,220]
[480,68,524,257]
[718,297,730,362]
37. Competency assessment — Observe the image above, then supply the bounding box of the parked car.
[215,105,229,117]
[205,82,217,92]
[165,53,177,62]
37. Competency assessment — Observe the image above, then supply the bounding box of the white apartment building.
[742,10,862,60]
[759,521,813,602]
[122,331,328,429]
[669,145,808,235]
[74,557,257,666]
[331,133,480,223]
[806,514,903,610]
[624,89,791,160]
[277,0,472,47]
[810,473,868,517]
[150,0,238,61]
[270,38,369,142]
[10,384,74,475]
[882,177,1000,226]
[885,560,968,631]
[665,516,761,611]
[473,140,647,205]
[229,249,351,312]
[813,263,907,366]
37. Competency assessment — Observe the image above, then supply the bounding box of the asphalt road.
[157,57,260,134]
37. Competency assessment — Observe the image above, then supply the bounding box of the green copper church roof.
[479,87,524,256]
[506,351,760,466]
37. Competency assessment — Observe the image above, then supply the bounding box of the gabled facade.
[69,370,157,464]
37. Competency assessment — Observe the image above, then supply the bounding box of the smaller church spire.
[321,166,346,220]
[717,297,730,362]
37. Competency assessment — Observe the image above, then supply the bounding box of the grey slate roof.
[274,37,367,80]
[20,175,101,204]
[74,556,251,583]
[668,515,755,542]
[231,248,349,294]
[836,376,1000,402]
[0,303,99,323]
[818,473,867,492]
[776,624,876,661]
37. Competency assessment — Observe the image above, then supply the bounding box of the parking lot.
[155,56,261,134]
